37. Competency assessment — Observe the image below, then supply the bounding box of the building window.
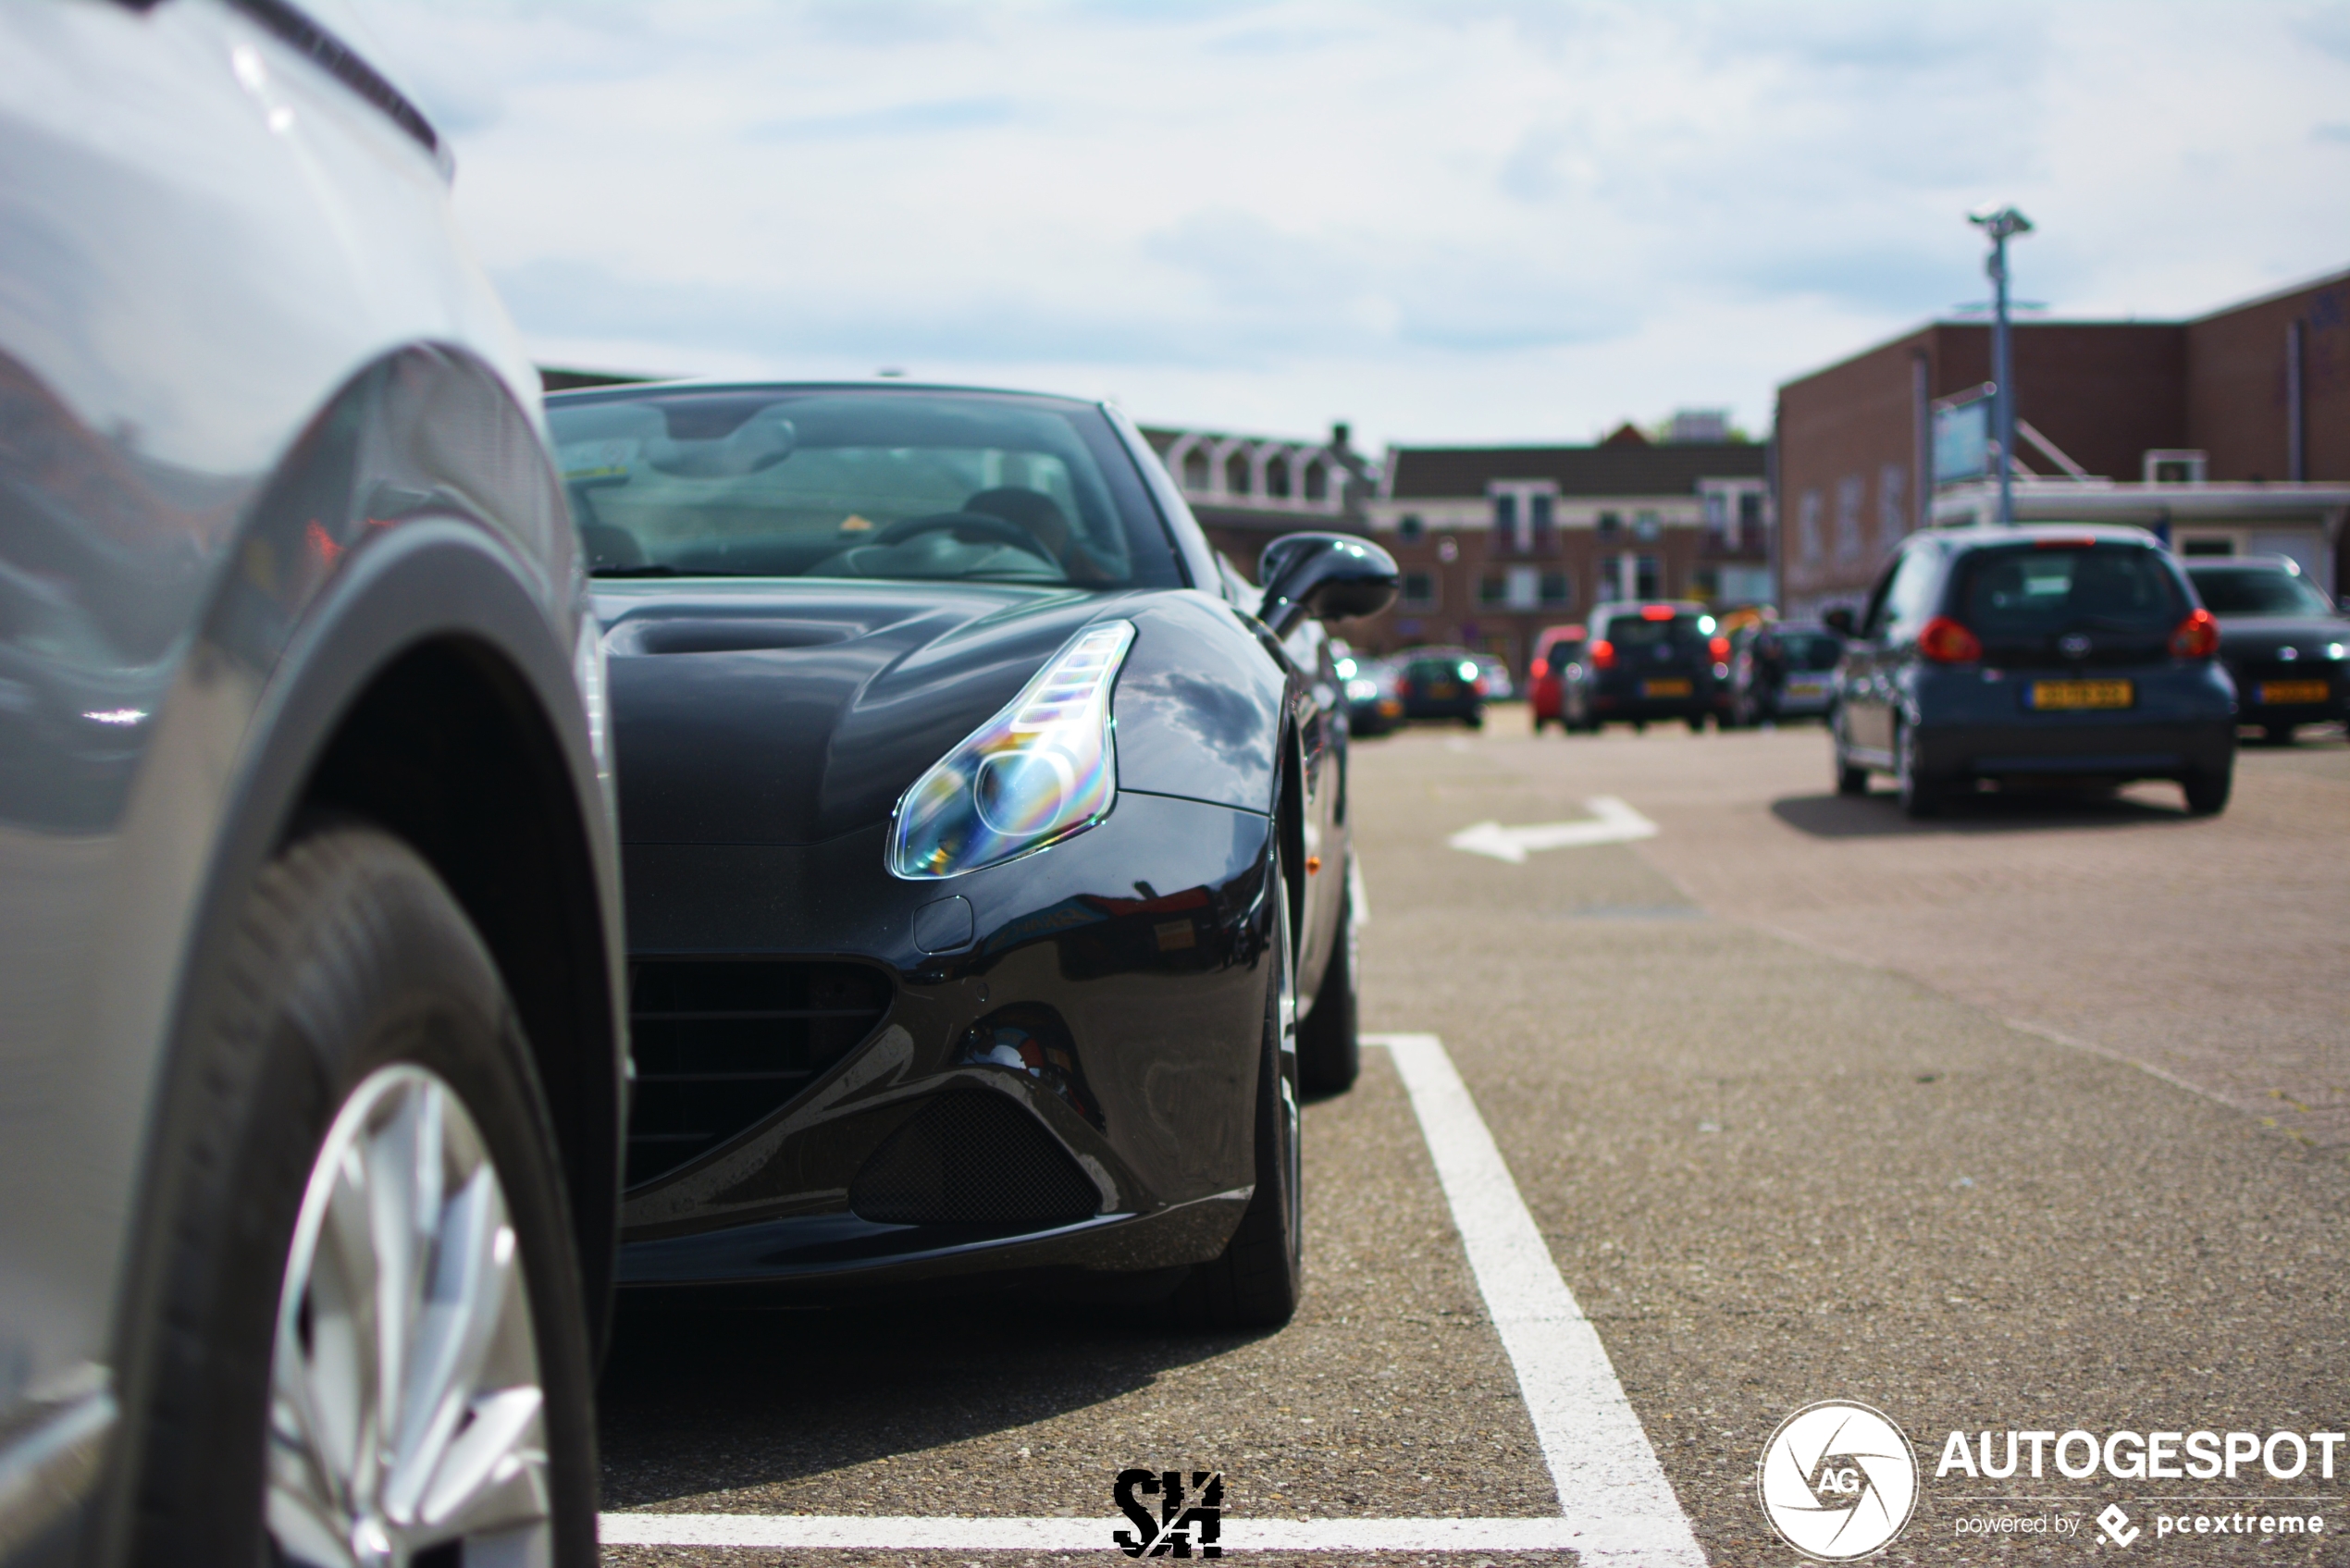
[1636,555,1663,599]
[1181,448,1210,492]
[1401,571,1438,608]
[1530,492,1553,539]
[1222,449,1251,497]
[1835,475,1864,561]
[1877,463,1908,555]
[1598,511,1622,537]
[1597,554,1624,602]
[1302,459,1328,502]
[1504,565,1540,609]
[1398,513,1425,542]
[1492,492,1518,533]
[1703,493,1728,533]
[1633,510,1661,542]
[1738,491,1762,528]
[1478,574,1508,606]
[1265,453,1292,499]
[1540,571,1572,606]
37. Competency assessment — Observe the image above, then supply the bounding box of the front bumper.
[614,788,1274,1293]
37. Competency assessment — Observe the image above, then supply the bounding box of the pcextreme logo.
[1757,1401,1921,1561]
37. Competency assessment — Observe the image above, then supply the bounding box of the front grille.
[626,958,892,1189]
[848,1092,1100,1226]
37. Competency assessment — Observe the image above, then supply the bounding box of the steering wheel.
[872,511,1058,562]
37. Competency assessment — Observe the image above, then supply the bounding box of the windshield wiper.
[592,564,690,578]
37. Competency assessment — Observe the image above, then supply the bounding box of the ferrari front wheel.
[1177,845,1303,1329]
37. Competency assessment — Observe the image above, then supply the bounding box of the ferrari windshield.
[549,387,1182,588]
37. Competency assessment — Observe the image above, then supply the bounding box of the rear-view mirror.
[1256,533,1400,637]
[1822,606,1857,636]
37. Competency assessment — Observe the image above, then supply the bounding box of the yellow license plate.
[2257,679,2330,705]
[2029,679,2134,710]
[1643,678,1692,698]
[1428,682,1457,698]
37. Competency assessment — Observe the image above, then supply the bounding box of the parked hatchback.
[1393,648,1488,726]
[1528,623,1586,731]
[1824,525,2233,817]
[1727,621,1843,726]
[1560,603,1730,733]
[2183,557,2348,745]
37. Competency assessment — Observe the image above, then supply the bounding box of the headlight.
[1345,677,1379,700]
[888,621,1134,880]
[2327,642,2346,661]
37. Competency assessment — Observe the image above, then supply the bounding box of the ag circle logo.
[1757,1400,1919,1561]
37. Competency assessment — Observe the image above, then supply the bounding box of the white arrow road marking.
[1447,796,1660,863]
[600,1034,1705,1563]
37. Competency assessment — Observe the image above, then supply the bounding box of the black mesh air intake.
[849,1093,1101,1226]
[626,959,892,1189]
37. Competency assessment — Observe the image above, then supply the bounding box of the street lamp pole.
[1969,204,2033,525]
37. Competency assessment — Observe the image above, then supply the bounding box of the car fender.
[94,349,627,1557]
[1112,590,1288,817]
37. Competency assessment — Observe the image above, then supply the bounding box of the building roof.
[1385,442,1767,501]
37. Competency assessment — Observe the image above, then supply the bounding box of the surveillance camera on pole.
[1968,205,2034,525]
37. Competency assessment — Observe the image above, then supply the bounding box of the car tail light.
[1472,677,1488,695]
[1917,615,1983,663]
[1529,658,1550,680]
[1590,639,1615,670]
[1639,604,1676,621]
[2170,607,2220,659]
[1708,635,1730,661]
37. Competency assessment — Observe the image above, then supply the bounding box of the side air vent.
[849,1093,1100,1227]
[627,959,892,1189]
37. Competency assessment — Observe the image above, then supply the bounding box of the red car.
[1529,623,1587,731]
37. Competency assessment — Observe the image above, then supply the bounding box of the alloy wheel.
[266,1065,552,1568]
[1272,862,1302,1263]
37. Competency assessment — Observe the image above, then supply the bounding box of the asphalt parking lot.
[600,713,2349,1566]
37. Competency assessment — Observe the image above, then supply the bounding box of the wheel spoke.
[267,1065,553,1567]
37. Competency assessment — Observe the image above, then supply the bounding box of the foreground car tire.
[1176,853,1304,1329]
[1832,718,1869,796]
[122,826,598,1567]
[1895,722,1941,819]
[2183,766,2232,816]
[1297,867,1360,1095]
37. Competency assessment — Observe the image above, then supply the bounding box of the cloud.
[747,98,1017,142]
[380,0,2350,446]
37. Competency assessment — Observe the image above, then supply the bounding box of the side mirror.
[1821,606,1857,637]
[1256,533,1400,637]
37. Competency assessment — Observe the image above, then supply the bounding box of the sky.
[347,0,2350,452]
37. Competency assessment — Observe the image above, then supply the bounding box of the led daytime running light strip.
[888,622,1135,880]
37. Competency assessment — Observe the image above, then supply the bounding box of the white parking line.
[599,1034,1706,1562]
[1372,1033,1705,1565]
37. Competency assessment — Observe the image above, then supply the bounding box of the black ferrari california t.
[551,382,1396,1326]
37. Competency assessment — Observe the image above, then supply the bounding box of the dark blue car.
[1824,525,2234,817]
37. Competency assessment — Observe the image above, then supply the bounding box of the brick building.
[1137,422,1376,573]
[1775,265,2350,613]
[1342,428,1772,677]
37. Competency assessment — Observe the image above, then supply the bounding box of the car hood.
[2212,615,2350,657]
[598,581,1151,846]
